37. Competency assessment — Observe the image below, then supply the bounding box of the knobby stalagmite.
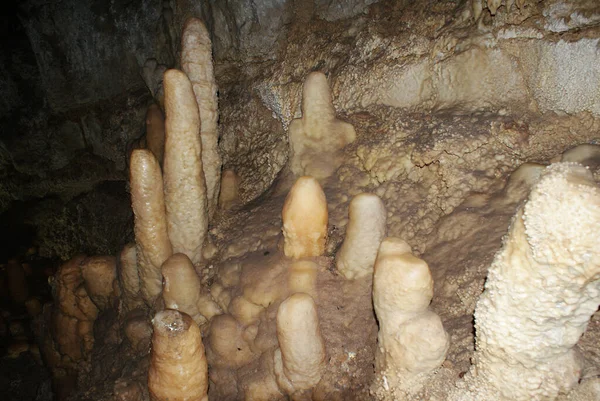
[373,238,449,397]
[450,162,600,401]
[181,17,221,220]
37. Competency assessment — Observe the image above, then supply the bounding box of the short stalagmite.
[373,238,449,395]
[274,293,326,394]
[282,176,328,259]
[336,193,387,280]
[148,309,209,401]
[161,253,222,325]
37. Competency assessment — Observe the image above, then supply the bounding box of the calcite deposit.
[9,1,600,401]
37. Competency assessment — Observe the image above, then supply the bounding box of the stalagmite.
[161,253,222,325]
[130,149,172,306]
[163,68,208,266]
[282,176,328,259]
[148,309,209,401]
[450,163,600,401]
[45,256,99,372]
[181,17,221,220]
[373,238,449,396]
[274,293,326,394]
[288,71,356,179]
[336,193,387,280]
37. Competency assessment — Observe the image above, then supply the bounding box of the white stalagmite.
[181,18,221,220]
[130,149,173,306]
[336,193,387,280]
[373,238,449,396]
[274,293,326,394]
[163,69,208,266]
[450,162,600,401]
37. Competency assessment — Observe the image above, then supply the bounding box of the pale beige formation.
[208,314,255,368]
[6,259,28,304]
[148,309,209,401]
[161,253,222,325]
[45,256,98,371]
[561,143,600,169]
[163,68,208,265]
[282,176,328,259]
[181,17,221,220]
[130,149,173,305]
[274,293,326,394]
[288,260,318,297]
[117,243,144,311]
[241,261,288,308]
[241,351,285,401]
[373,238,449,396]
[218,169,240,210]
[228,296,264,326]
[80,255,117,311]
[450,163,600,401]
[145,104,165,165]
[491,162,547,208]
[288,71,356,179]
[336,193,387,280]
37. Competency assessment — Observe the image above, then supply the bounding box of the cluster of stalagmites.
[38,12,600,401]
